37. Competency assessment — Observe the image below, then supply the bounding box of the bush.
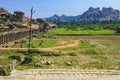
[22,51,33,58]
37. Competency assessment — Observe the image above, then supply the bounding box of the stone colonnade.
[0,29,39,46]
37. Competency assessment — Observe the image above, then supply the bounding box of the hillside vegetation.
[49,23,118,35]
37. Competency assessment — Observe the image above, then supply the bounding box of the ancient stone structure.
[0,25,9,32]
[0,7,57,46]
[43,22,50,32]
[0,7,8,13]
[37,18,46,24]
[0,8,8,19]
[116,27,120,33]
[13,11,24,20]
[0,13,9,19]
[0,29,39,46]
[37,18,57,32]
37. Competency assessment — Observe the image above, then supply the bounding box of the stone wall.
[0,29,39,46]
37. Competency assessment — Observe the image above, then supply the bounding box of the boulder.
[21,57,32,64]
[9,56,21,61]
[9,55,25,62]
[65,61,72,66]
[0,68,6,76]
[46,60,54,65]
[13,11,24,18]
[37,18,46,24]
[35,63,43,67]
[35,59,54,67]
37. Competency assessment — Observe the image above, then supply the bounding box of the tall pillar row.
[0,29,39,46]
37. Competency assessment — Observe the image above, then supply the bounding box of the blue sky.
[0,0,120,18]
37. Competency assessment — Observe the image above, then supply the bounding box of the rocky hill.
[46,7,120,22]
[0,7,57,33]
[0,7,8,13]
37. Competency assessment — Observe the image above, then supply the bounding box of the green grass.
[61,40,104,55]
[2,34,120,70]
[31,39,58,48]
[49,28,115,35]
[8,39,59,48]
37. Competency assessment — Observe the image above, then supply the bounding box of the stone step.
[0,69,120,80]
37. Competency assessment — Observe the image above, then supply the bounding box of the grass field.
[49,28,116,35]
[8,38,73,48]
[1,35,120,70]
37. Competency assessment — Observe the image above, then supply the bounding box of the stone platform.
[0,69,120,80]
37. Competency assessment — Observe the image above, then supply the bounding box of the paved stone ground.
[0,69,120,80]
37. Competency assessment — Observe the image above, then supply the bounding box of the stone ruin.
[0,24,9,32]
[0,7,57,33]
[0,59,17,76]
[37,18,57,32]
[0,7,11,19]
[0,54,27,76]
[0,7,57,46]
[13,11,24,21]
[37,18,46,24]
[116,27,120,33]
[35,59,54,67]
[0,7,8,13]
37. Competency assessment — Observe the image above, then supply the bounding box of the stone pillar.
[2,35,4,44]
[15,33,18,40]
[11,33,14,41]
[13,33,15,41]
[3,34,5,44]
[6,34,8,43]
[18,32,20,39]
[14,33,16,40]
[1,35,3,45]
[7,33,10,43]
[8,33,10,43]
[17,32,19,40]
[5,34,7,44]
[0,35,2,45]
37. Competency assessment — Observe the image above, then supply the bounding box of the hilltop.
[46,7,120,22]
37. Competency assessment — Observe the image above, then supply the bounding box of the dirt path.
[0,40,80,51]
[40,40,80,51]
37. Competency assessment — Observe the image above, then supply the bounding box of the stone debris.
[35,59,54,67]
[21,57,32,64]
[65,61,72,66]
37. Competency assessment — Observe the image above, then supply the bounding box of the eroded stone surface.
[0,69,120,80]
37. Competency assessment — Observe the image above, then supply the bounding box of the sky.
[0,0,120,18]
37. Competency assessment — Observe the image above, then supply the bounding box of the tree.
[28,7,35,52]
